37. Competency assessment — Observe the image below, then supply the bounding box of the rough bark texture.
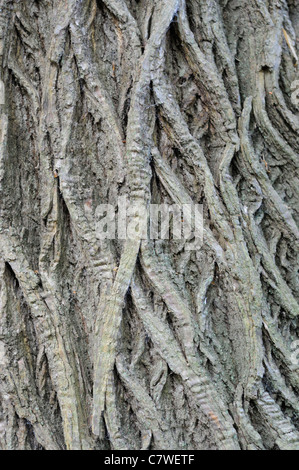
[0,0,298,451]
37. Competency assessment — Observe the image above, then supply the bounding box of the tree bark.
[0,0,298,450]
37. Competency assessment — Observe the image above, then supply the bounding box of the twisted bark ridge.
[0,0,298,450]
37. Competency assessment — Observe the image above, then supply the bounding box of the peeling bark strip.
[0,0,298,450]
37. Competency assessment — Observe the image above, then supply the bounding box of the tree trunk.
[0,0,298,451]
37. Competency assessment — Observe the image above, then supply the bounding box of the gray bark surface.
[0,0,298,450]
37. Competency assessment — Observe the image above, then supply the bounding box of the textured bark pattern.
[0,0,298,450]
